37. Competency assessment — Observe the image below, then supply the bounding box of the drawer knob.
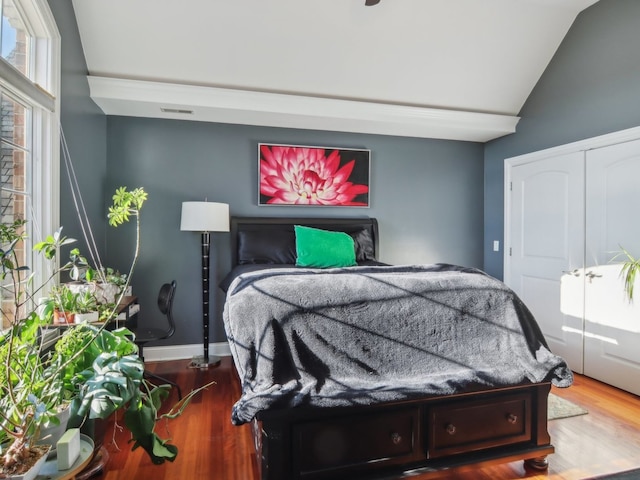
[445,423,457,435]
[390,432,402,445]
[507,413,518,424]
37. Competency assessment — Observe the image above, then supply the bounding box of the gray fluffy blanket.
[223,264,572,425]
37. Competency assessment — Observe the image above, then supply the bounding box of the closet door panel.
[584,139,640,396]
[508,153,585,373]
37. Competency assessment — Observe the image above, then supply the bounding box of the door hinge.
[509,247,512,256]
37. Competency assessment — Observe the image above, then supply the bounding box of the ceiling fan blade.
[365,0,380,5]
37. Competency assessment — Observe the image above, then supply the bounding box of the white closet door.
[507,152,585,373]
[584,140,640,396]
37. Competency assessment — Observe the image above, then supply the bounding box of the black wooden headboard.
[229,216,379,268]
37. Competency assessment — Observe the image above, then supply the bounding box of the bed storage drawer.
[427,392,532,458]
[294,407,421,478]
[256,383,552,480]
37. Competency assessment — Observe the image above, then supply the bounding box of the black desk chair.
[134,280,182,399]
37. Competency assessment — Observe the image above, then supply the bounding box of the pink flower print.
[259,145,369,206]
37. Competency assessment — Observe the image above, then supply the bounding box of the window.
[0,0,59,327]
[1,0,30,76]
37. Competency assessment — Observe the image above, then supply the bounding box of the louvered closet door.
[507,152,585,373]
[584,140,640,396]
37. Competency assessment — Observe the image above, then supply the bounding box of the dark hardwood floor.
[98,357,640,480]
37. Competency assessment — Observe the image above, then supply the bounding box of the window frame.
[0,0,60,311]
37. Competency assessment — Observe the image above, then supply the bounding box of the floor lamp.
[180,201,229,368]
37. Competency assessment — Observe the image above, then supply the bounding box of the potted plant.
[0,187,212,477]
[48,284,81,325]
[67,252,120,305]
[53,323,207,464]
[68,247,129,303]
[102,267,129,295]
[0,220,73,477]
[73,290,99,323]
[39,284,99,325]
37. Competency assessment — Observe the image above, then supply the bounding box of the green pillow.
[295,225,357,268]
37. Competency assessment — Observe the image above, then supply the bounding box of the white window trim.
[31,0,61,244]
[0,0,60,292]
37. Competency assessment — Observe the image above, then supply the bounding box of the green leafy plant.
[102,267,127,288]
[1,187,212,476]
[108,187,148,227]
[54,286,80,313]
[0,226,74,474]
[53,322,209,464]
[69,248,128,302]
[37,283,83,325]
[615,246,640,302]
[97,302,117,322]
[106,187,148,290]
[69,247,95,282]
[75,290,98,314]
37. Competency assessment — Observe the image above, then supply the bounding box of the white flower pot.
[75,311,99,323]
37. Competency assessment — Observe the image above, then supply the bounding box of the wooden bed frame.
[229,216,554,480]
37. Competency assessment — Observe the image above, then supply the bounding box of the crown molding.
[87,76,519,142]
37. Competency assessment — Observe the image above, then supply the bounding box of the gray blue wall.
[49,0,107,258]
[104,118,484,344]
[484,0,640,279]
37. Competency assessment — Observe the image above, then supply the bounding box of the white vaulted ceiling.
[71,0,599,142]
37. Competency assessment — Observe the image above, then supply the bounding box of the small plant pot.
[75,311,99,323]
[53,310,75,325]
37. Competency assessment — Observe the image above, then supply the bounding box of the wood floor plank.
[97,357,640,480]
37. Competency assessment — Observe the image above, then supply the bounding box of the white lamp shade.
[180,202,230,232]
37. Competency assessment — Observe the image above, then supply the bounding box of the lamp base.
[188,355,221,369]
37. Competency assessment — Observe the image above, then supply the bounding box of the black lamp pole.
[201,231,211,363]
[199,231,220,367]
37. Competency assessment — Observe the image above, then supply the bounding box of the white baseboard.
[142,342,231,362]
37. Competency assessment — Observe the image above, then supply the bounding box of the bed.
[221,216,572,480]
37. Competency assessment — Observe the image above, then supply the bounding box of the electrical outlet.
[493,241,500,252]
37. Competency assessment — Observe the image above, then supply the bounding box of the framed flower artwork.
[258,143,370,207]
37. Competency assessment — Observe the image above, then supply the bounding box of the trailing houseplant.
[1,187,212,476]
